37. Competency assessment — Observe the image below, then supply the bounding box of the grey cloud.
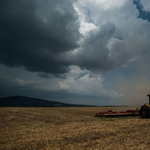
[0,0,80,74]
[1,0,150,78]
[0,77,110,105]
[138,0,150,12]
[1,0,150,106]
[73,0,150,73]
[75,21,116,72]
[37,72,66,79]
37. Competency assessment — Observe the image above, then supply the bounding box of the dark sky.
[0,0,150,106]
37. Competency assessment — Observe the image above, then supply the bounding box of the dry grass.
[0,107,150,150]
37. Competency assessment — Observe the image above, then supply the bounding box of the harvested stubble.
[0,107,150,150]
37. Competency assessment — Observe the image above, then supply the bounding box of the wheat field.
[0,107,150,150]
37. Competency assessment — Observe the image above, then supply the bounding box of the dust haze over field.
[0,0,150,106]
[1,107,150,150]
[109,54,150,105]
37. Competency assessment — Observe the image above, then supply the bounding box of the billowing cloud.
[1,0,150,75]
[74,21,116,72]
[0,0,80,75]
[138,0,150,12]
[72,0,150,72]
[0,0,150,105]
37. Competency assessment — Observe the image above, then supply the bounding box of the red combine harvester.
[95,94,150,118]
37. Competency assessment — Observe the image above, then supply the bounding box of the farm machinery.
[95,94,150,118]
[95,108,139,117]
[139,94,150,118]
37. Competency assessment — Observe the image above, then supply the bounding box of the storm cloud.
[0,0,150,105]
[1,0,150,75]
[75,21,116,72]
[0,0,80,75]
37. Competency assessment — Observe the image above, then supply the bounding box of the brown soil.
[0,107,150,150]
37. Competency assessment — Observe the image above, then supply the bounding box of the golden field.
[0,107,150,150]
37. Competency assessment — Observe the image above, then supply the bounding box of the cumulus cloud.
[0,0,80,75]
[1,0,150,76]
[138,0,150,12]
[75,21,116,72]
[72,0,150,72]
[0,0,150,105]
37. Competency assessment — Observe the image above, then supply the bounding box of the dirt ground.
[0,107,150,150]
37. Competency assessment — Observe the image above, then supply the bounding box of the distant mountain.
[0,96,94,107]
